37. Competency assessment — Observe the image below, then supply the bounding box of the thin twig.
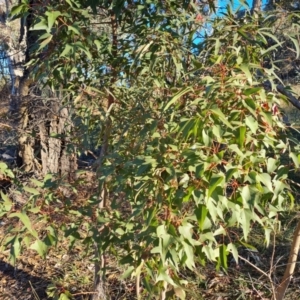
[29,281,41,300]
[72,291,97,296]
[269,220,278,297]
[0,123,12,128]
[238,254,269,278]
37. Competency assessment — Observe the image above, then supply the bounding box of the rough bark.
[38,98,77,180]
[4,1,78,179]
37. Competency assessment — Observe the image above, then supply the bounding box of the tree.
[0,0,77,179]
[3,0,300,299]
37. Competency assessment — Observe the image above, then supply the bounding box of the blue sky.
[216,0,269,16]
[196,0,269,42]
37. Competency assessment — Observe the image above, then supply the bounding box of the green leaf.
[121,266,135,279]
[1,192,12,211]
[24,186,40,196]
[267,158,277,173]
[9,236,21,265]
[227,243,238,263]
[241,185,251,207]
[45,11,61,30]
[10,3,27,17]
[218,244,228,270]
[210,108,233,129]
[264,227,272,246]
[68,25,80,35]
[243,87,261,96]
[195,205,208,231]
[237,126,246,149]
[31,19,48,31]
[239,64,252,85]
[289,152,300,169]
[261,111,273,127]
[164,87,193,111]
[30,240,48,258]
[94,40,102,51]
[74,41,92,59]
[156,269,176,286]
[60,44,73,57]
[202,129,210,146]
[9,212,38,238]
[256,173,272,191]
[59,293,71,300]
[0,162,8,170]
[182,241,195,270]
[174,287,186,300]
[214,38,221,55]
[240,209,252,241]
[275,166,289,180]
[286,35,300,59]
[31,178,44,187]
[39,35,53,49]
[245,115,258,134]
[208,175,224,198]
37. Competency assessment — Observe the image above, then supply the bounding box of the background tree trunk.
[1,0,77,179]
[252,0,262,14]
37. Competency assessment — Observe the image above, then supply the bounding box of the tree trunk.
[275,220,300,300]
[251,0,262,14]
[38,96,77,180]
[1,1,77,179]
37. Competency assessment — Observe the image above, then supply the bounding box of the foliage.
[2,0,300,298]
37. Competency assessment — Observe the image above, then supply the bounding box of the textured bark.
[39,100,77,180]
[3,1,78,179]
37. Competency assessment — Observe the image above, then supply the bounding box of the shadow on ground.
[0,259,50,300]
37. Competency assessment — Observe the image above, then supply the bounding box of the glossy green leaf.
[195,205,208,231]
[237,126,246,149]
[218,244,228,269]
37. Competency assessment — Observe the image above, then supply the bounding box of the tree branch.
[263,81,300,111]
[276,83,300,111]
